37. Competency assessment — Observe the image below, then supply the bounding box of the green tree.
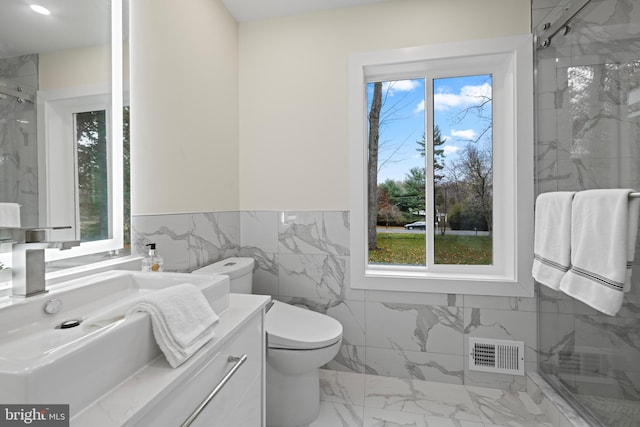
[76,110,108,242]
[416,125,446,182]
[379,179,404,204]
[75,106,130,247]
[403,167,426,218]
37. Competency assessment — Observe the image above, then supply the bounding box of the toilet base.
[265,363,320,427]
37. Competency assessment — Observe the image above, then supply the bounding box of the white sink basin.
[0,270,230,417]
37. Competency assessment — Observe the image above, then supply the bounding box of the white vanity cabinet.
[145,311,264,426]
[73,294,269,427]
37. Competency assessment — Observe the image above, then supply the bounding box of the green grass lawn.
[369,233,492,265]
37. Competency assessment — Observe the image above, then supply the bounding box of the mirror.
[0,0,127,233]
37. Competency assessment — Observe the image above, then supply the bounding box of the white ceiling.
[223,0,394,22]
[0,0,388,59]
[0,0,125,59]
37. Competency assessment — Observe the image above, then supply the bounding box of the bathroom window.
[349,35,535,296]
[40,92,129,260]
[367,74,493,267]
[75,109,109,242]
[74,106,131,246]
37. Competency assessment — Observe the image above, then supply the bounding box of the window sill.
[352,269,534,297]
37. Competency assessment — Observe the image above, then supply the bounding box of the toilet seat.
[266,301,343,350]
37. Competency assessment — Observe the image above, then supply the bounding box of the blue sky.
[368,74,492,183]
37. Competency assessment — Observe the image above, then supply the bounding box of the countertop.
[72,293,270,427]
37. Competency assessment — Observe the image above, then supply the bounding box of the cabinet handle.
[181,354,248,427]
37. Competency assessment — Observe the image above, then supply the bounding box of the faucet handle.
[10,227,79,251]
[24,226,72,243]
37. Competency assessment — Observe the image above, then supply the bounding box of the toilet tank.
[192,257,254,294]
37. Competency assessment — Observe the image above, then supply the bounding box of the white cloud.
[450,129,477,140]
[434,82,491,111]
[414,99,425,114]
[382,79,420,96]
[443,145,460,155]
[390,80,420,91]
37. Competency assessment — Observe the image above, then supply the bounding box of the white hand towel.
[625,196,640,292]
[532,191,575,290]
[0,203,20,228]
[126,283,220,368]
[559,189,640,316]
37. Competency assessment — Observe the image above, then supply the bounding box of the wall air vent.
[558,346,610,382]
[469,338,524,376]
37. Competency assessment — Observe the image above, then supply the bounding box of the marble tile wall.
[533,0,640,425]
[131,211,241,272]
[0,54,38,228]
[133,210,537,391]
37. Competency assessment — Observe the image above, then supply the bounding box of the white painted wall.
[128,0,529,214]
[131,0,239,215]
[238,0,531,210]
[39,45,111,91]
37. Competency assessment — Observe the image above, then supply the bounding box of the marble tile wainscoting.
[133,210,538,391]
[132,211,241,273]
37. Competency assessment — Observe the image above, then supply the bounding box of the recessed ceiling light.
[30,4,51,15]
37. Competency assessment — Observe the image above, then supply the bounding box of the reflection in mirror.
[0,0,113,227]
[0,0,129,271]
[0,54,38,228]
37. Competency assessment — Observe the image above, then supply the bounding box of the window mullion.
[71,113,81,240]
[106,106,114,239]
[425,76,435,269]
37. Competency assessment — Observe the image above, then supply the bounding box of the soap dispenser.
[142,243,164,272]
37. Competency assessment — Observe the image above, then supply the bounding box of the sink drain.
[57,319,82,329]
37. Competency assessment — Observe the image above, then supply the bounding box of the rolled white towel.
[126,283,219,368]
[0,203,20,228]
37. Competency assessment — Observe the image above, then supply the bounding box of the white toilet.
[192,257,343,427]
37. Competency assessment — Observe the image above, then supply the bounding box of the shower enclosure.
[0,54,38,227]
[534,0,640,426]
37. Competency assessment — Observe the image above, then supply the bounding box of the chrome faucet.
[8,227,80,298]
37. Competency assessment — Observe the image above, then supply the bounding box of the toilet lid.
[266,301,343,350]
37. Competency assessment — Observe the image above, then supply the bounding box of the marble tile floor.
[303,370,555,427]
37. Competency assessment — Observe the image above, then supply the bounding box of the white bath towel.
[532,191,575,290]
[0,203,20,228]
[559,189,640,316]
[126,283,219,368]
[625,195,640,292]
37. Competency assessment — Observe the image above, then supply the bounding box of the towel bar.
[181,354,248,427]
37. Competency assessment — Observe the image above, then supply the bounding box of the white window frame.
[348,34,534,297]
[37,87,125,261]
